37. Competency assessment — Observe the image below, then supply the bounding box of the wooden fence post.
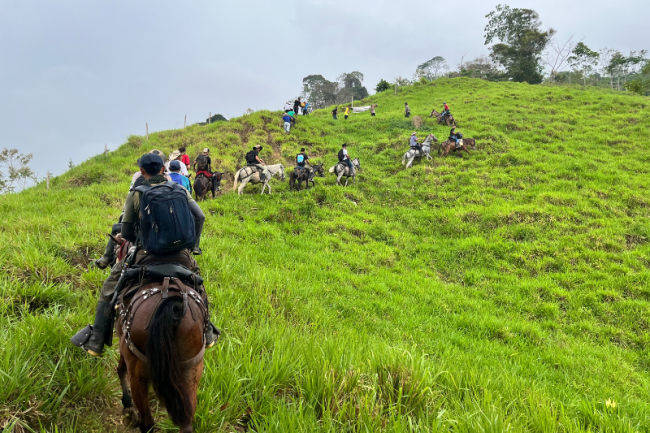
[104,143,107,156]
[146,123,149,140]
[209,112,211,124]
[184,115,186,128]
[46,172,50,190]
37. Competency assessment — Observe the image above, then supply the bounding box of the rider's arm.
[121,191,138,242]
[256,156,264,165]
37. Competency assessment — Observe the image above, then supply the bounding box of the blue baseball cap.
[169,160,181,171]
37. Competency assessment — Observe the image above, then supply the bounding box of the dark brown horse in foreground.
[193,172,222,201]
[438,138,476,156]
[429,109,457,127]
[116,273,208,432]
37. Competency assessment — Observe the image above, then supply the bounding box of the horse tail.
[438,141,442,156]
[329,166,335,174]
[147,297,193,428]
[232,169,240,192]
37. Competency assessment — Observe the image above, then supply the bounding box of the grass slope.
[1,78,650,432]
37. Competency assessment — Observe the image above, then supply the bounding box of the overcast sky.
[1,0,647,177]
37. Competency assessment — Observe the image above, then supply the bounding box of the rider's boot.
[70,301,112,356]
[94,237,116,269]
[202,295,221,348]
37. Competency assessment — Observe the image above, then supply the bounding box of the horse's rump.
[118,276,207,366]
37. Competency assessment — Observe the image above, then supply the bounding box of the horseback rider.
[449,127,462,149]
[245,144,271,182]
[168,160,192,192]
[441,102,451,121]
[95,151,170,269]
[338,143,354,172]
[410,132,423,154]
[295,148,312,177]
[72,153,219,357]
[166,150,189,176]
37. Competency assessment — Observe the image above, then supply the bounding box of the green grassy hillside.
[2,78,650,432]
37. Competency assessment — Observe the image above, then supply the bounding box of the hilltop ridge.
[2,78,650,432]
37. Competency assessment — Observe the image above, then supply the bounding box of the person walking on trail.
[404,102,411,118]
[344,106,351,120]
[284,102,292,113]
[282,112,292,134]
[246,144,271,182]
[338,143,353,171]
[294,97,301,115]
[194,148,215,181]
[410,132,422,154]
[302,101,309,115]
[449,127,462,149]
[332,106,338,120]
[72,153,219,357]
[295,147,313,176]
[169,160,192,192]
[370,104,377,117]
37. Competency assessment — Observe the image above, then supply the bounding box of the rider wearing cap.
[441,102,450,121]
[248,145,271,182]
[168,160,192,192]
[410,132,423,154]
[72,153,219,357]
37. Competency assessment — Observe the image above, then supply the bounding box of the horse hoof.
[122,407,139,428]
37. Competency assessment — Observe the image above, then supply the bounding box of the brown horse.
[193,172,222,201]
[429,109,456,127]
[438,138,476,157]
[115,274,208,433]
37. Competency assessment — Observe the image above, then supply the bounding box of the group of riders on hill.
[71,98,463,358]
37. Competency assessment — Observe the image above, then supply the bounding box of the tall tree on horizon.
[568,42,600,86]
[484,4,555,84]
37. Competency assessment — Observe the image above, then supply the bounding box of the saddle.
[118,274,208,368]
[241,166,259,178]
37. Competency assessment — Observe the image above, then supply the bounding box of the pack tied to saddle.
[135,182,196,254]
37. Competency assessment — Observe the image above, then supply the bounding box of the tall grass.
[1,78,649,431]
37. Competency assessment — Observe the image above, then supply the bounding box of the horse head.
[279,165,286,181]
[314,163,325,177]
[352,158,361,170]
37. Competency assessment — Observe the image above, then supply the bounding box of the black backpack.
[245,150,257,164]
[135,182,195,254]
[195,154,209,171]
[337,149,345,161]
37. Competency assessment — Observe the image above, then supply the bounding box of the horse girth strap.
[121,277,208,368]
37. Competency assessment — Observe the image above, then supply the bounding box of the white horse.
[232,164,285,195]
[328,158,361,186]
[402,134,438,168]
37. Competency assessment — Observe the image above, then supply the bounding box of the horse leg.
[130,363,155,433]
[337,172,343,186]
[118,353,138,427]
[178,362,204,433]
[238,177,249,195]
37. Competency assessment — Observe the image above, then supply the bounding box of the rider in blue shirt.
[168,160,192,192]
